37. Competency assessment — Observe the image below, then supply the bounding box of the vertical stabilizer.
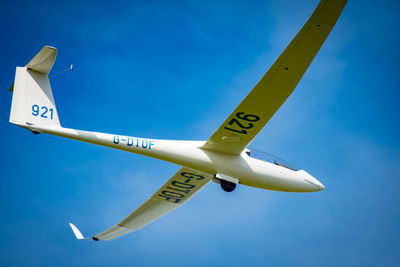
[9,46,60,129]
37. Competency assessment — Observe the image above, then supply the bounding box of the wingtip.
[69,223,85,240]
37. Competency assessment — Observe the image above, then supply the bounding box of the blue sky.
[1,0,400,266]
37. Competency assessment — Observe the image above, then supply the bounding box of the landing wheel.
[220,180,236,192]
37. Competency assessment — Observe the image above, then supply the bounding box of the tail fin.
[9,46,61,130]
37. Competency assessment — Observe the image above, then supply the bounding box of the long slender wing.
[92,167,212,241]
[202,0,347,155]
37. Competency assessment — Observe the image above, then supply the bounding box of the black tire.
[220,180,236,192]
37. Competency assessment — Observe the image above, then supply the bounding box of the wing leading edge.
[202,0,347,155]
[89,167,212,241]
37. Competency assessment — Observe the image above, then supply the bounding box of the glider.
[8,0,347,241]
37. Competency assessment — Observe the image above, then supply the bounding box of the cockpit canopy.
[246,148,299,171]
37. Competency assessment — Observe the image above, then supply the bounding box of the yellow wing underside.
[202,0,347,155]
[93,167,212,240]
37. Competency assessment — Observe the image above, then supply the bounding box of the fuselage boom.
[28,124,324,193]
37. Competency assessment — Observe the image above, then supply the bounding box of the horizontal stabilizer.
[26,46,57,74]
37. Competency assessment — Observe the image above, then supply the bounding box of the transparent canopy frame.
[246,148,299,171]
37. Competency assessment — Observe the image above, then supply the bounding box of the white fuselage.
[28,124,324,193]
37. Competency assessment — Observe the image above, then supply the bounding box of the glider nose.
[302,171,325,191]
